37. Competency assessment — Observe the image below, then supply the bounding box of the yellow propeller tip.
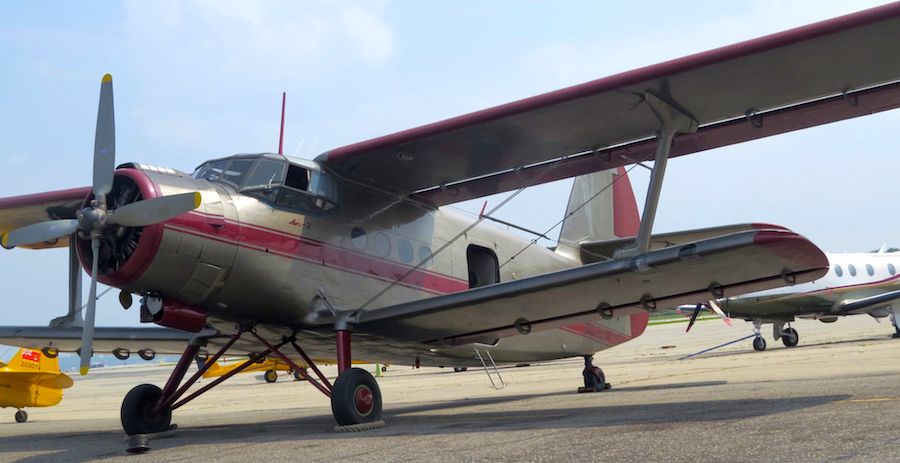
[102,74,113,83]
[193,192,202,208]
[79,367,89,376]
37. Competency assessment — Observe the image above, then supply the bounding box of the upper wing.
[0,326,193,355]
[0,187,90,249]
[839,289,900,315]
[317,4,900,206]
[353,228,827,346]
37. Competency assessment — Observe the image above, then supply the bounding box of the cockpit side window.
[284,165,310,191]
[244,159,286,190]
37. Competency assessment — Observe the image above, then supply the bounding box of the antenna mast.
[278,92,286,156]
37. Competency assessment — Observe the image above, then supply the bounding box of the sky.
[0,0,897,328]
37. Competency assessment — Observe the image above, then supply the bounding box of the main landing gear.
[890,308,900,339]
[578,355,611,393]
[14,409,28,423]
[120,326,383,447]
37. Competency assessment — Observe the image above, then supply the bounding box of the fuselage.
[722,251,900,321]
[85,155,648,366]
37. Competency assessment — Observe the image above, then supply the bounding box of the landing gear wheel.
[453,367,468,373]
[782,327,799,347]
[14,410,27,423]
[121,384,172,435]
[753,336,767,352]
[331,368,382,426]
[582,366,607,392]
[264,369,278,383]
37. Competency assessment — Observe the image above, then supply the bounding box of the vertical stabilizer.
[556,167,639,261]
[6,348,61,374]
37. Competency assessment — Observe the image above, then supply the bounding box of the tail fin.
[5,348,62,374]
[556,167,640,261]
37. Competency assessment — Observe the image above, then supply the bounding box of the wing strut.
[616,93,697,257]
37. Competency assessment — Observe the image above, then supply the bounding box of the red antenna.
[278,92,286,156]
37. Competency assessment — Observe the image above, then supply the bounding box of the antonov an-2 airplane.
[2,3,900,438]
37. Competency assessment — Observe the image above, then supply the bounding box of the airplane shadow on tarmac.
[0,387,850,462]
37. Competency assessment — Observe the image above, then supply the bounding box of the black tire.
[753,336,767,352]
[453,367,468,373]
[138,349,156,361]
[121,384,172,435]
[381,366,388,372]
[113,348,131,361]
[782,328,799,347]
[264,370,278,383]
[14,410,27,423]
[331,368,382,426]
[583,366,606,392]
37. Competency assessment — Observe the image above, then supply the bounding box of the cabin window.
[419,245,433,267]
[834,265,843,277]
[848,264,857,277]
[351,227,367,250]
[284,165,310,191]
[374,233,391,258]
[889,263,896,275]
[866,264,875,276]
[398,239,414,264]
[244,159,286,190]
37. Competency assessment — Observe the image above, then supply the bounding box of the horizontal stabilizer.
[578,223,788,263]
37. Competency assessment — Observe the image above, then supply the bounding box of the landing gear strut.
[578,355,610,393]
[891,308,900,339]
[120,325,383,446]
[14,410,27,423]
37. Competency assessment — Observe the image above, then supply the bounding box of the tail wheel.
[583,366,606,392]
[14,410,28,423]
[264,369,278,383]
[331,368,382,425]
[121,384,172,435]
[782,327,799,347]
[753,336,767,352]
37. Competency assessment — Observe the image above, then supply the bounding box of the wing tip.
[101,74,113,83]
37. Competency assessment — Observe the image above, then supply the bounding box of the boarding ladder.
[473,348,506,390]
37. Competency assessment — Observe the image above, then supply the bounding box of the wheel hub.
[354,385,374,416]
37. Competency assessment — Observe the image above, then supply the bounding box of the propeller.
[0,74,202,375]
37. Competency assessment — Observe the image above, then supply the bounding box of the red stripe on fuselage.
[164,212,469,295]
[561,311,649,347]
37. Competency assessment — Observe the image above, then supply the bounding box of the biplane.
[2,3,900,438]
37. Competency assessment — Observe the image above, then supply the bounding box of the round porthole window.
[848,264,857,277]
[350,227,367,250]
[398,239,414,263]
[889,263,896,275]
[374,233,391,257]
[866,264,875,276]
[834,265,843,277]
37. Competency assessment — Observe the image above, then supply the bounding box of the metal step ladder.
[474,348,506,389]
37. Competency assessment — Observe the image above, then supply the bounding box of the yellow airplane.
[0,348,73,423]
[202,358,295,383]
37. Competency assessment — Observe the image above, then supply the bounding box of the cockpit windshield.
[193,154,336,213]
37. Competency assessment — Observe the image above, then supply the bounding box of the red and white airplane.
[2,3,899,439]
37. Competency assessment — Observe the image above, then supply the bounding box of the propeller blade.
[107,192,202,227]
[80,237,100,376]
[707,299,733,327]
[686,303,703,333]
[1,219,79,249]
[93,74,116,202]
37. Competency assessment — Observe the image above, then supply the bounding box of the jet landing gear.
[774,322,799,348]
[890,308,900,339]
[577,355,611,393]
[120,326,383,451]
[752,320,767,351]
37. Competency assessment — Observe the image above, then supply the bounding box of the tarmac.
[1,315,899,462]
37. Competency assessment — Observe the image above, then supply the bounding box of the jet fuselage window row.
[832,262,897,278]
